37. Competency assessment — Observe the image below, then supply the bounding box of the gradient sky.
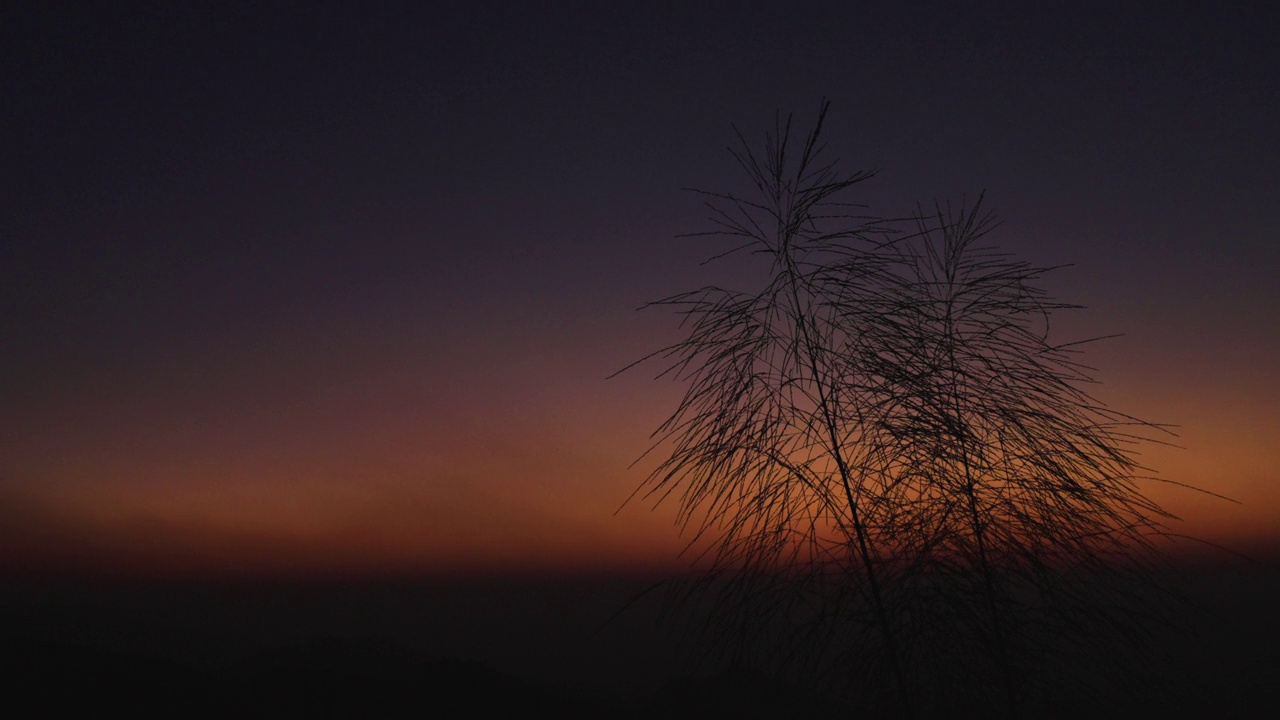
[3,2,1277,579]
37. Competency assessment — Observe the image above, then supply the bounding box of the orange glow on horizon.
[1,307,1275,581]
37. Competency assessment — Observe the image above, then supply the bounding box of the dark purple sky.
[2,2,1277,577]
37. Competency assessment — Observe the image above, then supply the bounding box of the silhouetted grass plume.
[618,101,1223,718]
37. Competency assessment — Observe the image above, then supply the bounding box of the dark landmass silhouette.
[4,635,852,718]
[2,558,1276,717]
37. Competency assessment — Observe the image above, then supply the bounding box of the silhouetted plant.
[619,102,1203,718]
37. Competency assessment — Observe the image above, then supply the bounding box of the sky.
[2,2,1277,580]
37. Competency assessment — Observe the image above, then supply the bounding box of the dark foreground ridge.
[5,631,1277,719]
[4,636,850,718]
[2,560,1276,717]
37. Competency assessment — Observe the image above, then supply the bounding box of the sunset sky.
[3,2,1277,580]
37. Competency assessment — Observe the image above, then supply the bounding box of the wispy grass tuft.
[618,101,1220,718]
